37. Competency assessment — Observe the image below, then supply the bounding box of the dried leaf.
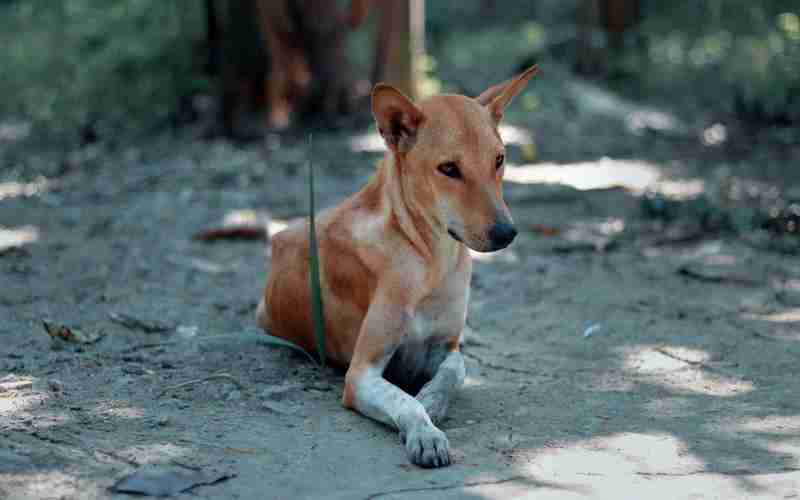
[109,467,235,496]
[192,225,266,242]
[531,224,561,237]
[677,262,763,286]
[42,320,103,344]
[109,312,173,333]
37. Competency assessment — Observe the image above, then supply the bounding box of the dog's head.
[372,66,538,252]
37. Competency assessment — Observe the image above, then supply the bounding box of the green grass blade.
[260,333,319,367]
[308,134,326,368]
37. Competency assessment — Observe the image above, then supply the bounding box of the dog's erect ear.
[476,65,539,124]
[372,84,426,154]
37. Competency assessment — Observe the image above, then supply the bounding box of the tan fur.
[257,66,538,467]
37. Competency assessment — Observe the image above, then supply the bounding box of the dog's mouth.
[447,229,463,243]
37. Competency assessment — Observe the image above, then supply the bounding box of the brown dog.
[257,65,538,467]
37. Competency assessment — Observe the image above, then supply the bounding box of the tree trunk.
[575,0,640,76]
[373,0,425,100]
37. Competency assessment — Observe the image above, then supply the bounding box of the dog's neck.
[378,153,462,267]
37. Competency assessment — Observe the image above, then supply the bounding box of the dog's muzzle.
[487,220,518,251]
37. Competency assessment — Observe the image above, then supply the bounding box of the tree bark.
[373,0,425,100]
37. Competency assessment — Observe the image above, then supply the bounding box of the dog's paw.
[404,425,451,468]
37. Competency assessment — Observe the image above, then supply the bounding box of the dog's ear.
[476,65,539,124]
[372,84,426,154]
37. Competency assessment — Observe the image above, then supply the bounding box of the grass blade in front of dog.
[308,135,326,368]
[260,334,319,366]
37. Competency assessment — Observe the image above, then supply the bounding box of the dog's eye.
[437,162,462,179]
[495,154,505,170]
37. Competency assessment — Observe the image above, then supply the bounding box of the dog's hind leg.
[415,349,465,425]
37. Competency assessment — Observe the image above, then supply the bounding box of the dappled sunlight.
[348,124,534,154]
[0,470,94,499]
[621,345,755,397]
[0,178,49,201]
[655,178,706,200]
[743,308,800,324]
[520,430,798,499]
[627,109,685,136]
[717,416,800,466]
[222,209,290,237]
[463,375,483,388]
[529,432,705,477]
[0,225,39,251]
[268,219,290,237]
[499,124,534,146]
[732,415,800,436]
[504,157,708,201]
[223,209,261,226]
[702,123,728,146]
[349,131,384,153]
[505,158,660,192]
[0,376,66,430]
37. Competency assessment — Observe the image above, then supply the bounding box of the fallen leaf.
[223,447,260,455]
[531,224,561,237]
[109,467,235,496]
[42,320,104,344]
[109,312,173,333]
[677,263,763,286]
[192,225,266,242]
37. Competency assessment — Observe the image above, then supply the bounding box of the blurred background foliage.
[0,0,206,143]
[0,0,797,144]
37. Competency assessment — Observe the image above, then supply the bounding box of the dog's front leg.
[416,350,465,425]
[343,296,451,468]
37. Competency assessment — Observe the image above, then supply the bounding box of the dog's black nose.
[488,221,518,250]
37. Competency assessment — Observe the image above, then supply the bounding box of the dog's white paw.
[404,425,451,468]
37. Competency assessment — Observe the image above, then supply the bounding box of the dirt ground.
[2,68,800,499]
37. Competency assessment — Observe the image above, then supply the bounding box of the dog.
[257,65,538,467]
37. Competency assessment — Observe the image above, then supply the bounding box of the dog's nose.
[488,221,518,250]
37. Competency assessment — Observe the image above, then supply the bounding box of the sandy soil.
[1,73,799,499]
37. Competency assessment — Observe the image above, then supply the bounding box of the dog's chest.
[405,272,469,345]
[408,303,458,342]
[387,296,466,392]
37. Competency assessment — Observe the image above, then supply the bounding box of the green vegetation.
[0,0,207,142]
[0,0,797,143]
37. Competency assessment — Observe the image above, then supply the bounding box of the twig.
[652,346,741,377]
[463,352,546,376]
[158,372,245,398]
[635,466,800,478]
[365,475,528,499]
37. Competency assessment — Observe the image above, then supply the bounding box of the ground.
[1,65,799,499]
